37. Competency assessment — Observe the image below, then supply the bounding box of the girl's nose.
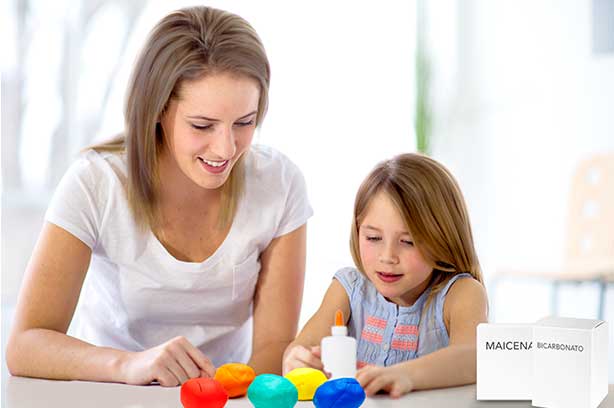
[378,245,399,265]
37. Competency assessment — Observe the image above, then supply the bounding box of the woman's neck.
[156,149,221,223]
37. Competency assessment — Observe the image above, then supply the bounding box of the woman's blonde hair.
[350,153,484,308]
[90,6,270,229]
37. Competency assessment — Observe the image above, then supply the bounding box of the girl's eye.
[401,240,414,246]
[235,119,255,127]
[366,236,381,242]
[191,124,212,131]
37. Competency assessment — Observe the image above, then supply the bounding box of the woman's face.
[160,72,260,191]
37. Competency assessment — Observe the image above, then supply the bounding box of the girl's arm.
[247,224,307,375]
[357,277,488,397]
[6,223,215,386]
[282,277,351,374]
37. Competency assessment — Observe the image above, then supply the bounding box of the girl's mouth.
[376,271,403,283]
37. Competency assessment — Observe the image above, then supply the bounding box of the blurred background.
[2,0,613,388]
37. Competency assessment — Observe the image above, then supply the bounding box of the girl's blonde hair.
[90,6,270,230]
[350,153,484,307]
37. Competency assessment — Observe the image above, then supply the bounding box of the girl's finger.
[389,382,404,399]
[364,375,389,397]
[356,366,377,387]
[295,346,324,370]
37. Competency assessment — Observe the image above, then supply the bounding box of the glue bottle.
[320,309,357,379]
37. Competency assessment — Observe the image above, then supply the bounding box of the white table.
[4,376,613,408]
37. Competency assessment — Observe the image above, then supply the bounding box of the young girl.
[283,153,488,398]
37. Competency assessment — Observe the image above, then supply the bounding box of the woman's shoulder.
[69,149,128,184]
[246,144,303,181]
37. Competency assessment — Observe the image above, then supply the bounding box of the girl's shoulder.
[333,267,378,303]
[442,274,488,320]
[442,274,488,330]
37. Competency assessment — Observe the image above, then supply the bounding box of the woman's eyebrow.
[186,110,257,122]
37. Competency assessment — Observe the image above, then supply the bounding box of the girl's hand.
[356,364,414,398]
[282,344,324,375]
[119,336,216,387]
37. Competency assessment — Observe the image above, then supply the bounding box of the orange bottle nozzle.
[335,310,344,326]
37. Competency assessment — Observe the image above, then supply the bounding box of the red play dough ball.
[180,378,229,408]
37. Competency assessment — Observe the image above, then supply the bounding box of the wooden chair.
[494,153,614,320]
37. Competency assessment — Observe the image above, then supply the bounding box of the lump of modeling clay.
[313,378,366,408]
[284,367,328,400]
[180,378,228,408]
[214,363,256,398]
[247,374,298,408]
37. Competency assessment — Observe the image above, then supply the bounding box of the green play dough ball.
[247,374,298,408]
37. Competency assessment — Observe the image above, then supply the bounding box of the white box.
[532,317,608,408]
[477,323,533,400]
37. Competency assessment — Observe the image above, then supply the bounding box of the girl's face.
[160,72,260,191]
[358,191,433,306]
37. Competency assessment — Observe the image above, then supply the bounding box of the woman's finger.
[155,366,180,387]
[165,357,190,385]
[173,347,201,379]
[179,339,216,377]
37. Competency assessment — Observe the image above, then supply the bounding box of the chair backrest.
[565,153,614,278]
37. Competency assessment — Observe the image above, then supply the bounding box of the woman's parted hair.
[91,6,270,229]
[349,153,484,307]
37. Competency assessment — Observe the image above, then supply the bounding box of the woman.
[6,6,312,387]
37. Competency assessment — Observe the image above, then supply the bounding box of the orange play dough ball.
[214,363,256,398]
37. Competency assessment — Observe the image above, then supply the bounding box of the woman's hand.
[119,336,216,387]
[356,363,414,398]
[282,344,324,375]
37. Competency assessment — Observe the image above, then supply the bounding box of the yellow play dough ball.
[284,367,328,401]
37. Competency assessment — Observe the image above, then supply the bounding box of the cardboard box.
[477,323,533,400]
[532,317,608,408]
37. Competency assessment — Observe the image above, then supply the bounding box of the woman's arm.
[357,277,488,397]
[247,224,306,374]
[6,223,215,386]
[5,222,124,381]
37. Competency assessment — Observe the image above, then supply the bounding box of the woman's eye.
[401,240,414,246]
[366,236,381,242]
[235,119,255,127]
[191,124,212,131]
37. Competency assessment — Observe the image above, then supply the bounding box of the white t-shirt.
[45,144,313,366]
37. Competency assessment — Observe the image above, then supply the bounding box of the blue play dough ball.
[247,374,298,408]
[313,378,366,408]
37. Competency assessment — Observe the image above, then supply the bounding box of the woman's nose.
[210,126,236,159]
